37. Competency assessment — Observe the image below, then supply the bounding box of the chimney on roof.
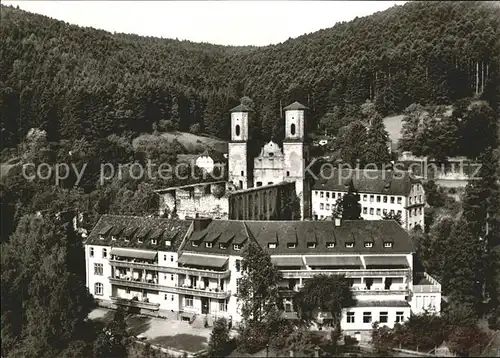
[334,217,342,227]
[191,216,212,231]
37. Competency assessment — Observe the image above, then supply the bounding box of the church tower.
[282,101,310,219]
[228,104,253,189]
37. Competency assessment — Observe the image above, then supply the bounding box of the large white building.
[85,214,440,335]
[312,169,425,231]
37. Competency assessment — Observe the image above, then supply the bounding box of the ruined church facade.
[228,101,311,219]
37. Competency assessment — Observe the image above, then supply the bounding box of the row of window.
[89,248,175,262]
[317,191,344,200]
[99,236,173,247]
[192,241,242,251]
[89,247,107,259]
[97,265,179,283]
[316,205,422,219]
[408,207,423,217]
[94,281,405,322]
[267,241,393,249]
[346,311,405,324]
[94,282,228,310]
[94,283,228,310]
[362,208,402,217]
[408,221,422,230]
[408,196,423,205]
[362,195,404,205]
[415,295,437,309]
[315,191,405,205]
[184,295,228,311]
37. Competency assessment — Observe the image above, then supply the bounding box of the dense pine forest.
[1,1,499,148]
[1,2,500,357]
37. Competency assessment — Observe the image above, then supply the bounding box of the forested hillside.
[1,1,499,149]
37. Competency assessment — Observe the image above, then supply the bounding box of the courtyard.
[89,308,212,353]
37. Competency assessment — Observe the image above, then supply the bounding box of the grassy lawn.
[383,114,405,145]
[147,334,207,353]
[93,310,152,337]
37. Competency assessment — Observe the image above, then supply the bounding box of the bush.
[158,120,175,132]
[207,318,231,357]
[190,124,201,134]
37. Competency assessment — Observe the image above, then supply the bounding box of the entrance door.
[201,297,209,314]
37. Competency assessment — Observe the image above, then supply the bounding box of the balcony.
[109,259,231,279]
[413,272,441,293]
[109,277,159,290]
[413,285,441,293]
[109,277,231,299]
[110,296,160,311]
[175,286,231,299]
[352,288,409,296]
[278,285,409,297]
[281,268,410,279]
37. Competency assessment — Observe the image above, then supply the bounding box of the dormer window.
[124,238,129,242]
[220,243,227,249]
[99,235,105,240]
[364,242,373,248]
[165,240,171,247]
[151,239,157,245]
[233,244,241,251]
[138,238,143,244]
[307,242,317,249]
[111,236,117,241]
[192,241,199,247]
[268,243,277,249]
[384,242,393,248]
[287,243,296,249]
[326,242,335,248]
[205,242,213,248]
[345,242,354,248]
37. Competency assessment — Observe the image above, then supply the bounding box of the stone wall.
[158,182,230,220]
[228,182,297,220]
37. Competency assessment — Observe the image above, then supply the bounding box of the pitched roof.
[180,219,414,255]
[86,215,192,251]
[184,220,249,255]
[283,101,309,111]
[312,168,418,196]
[230,104,254,112]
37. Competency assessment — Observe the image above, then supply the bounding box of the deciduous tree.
[294,274,355,330]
